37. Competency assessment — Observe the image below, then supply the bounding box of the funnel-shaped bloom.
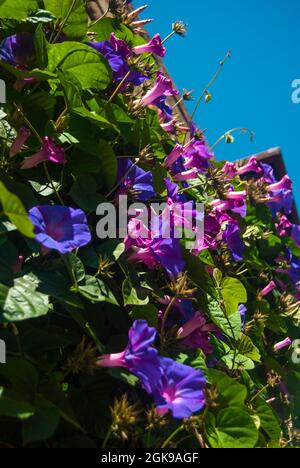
[97,320,162,393]
[222,223,245,262]
[177,312,219,354]
[140,72,179,107]
[274,337,292,352]
[21,137,66,169]
[237,156,262,176]
[0,33,35,68]
[259,281,276,297]
[116,159,155,202]
[133,34,166,57]
[29,205,91,254]
[153,358,206,419]
[9,127,31,157]
[267,175,293,193]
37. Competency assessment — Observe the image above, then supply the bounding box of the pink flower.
[177,312,220,354]
[9,127,31,157]
[267,175,293,193]
[173,168,198,181]
[222,161,237,180]
[259,281,276,297]
[226,190,247,202]
[21,136,66,169]
[164,144,183,168]
[237,156,262,176]
[273,337,292,352]
[133,34,166,57]
[140,72,179,107]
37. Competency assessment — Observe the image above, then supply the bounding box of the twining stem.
[108,71,131,103]
[160,295,177,341]
[102,426,113,449]
[52,0,77,43]
[13,103,42,144]
[250,384,270,403]
[161,425,184,448]
[89,7,110,27]
[211,127,254,151]
[190,51,231,121]
[43,162,65,206]
[162,30,176,44]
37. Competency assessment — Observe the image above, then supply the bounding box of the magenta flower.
[222,161,238,180]
[9,127,31,157]
[153,358,206,419]
[267,175,293,193]
[164,144,184,168]
[21,137,66,170]
[276,214,292,236]
[125,218,185,277]
[259,281,276,297]
[173,168,198,181]
[273,337,292,352]
[237,156,262,176]
[140,72,179,107]
[182,139,213,173]
[177,311,219,354]
[97,320,162,393]
[133,34,166,57]
[29,205,91,254]
[226,189,247,202]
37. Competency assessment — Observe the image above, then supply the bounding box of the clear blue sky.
[134,0,300,205]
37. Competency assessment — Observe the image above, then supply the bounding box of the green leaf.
[0,0,39,20]
[97,240,125,262]
[22,400,60,444]
[0,388,35,420]
[252,397,281,446]
[238,334,261,363]
[69,174,106,211]
[207,369,248,407]
[25,9,56,23]
[44,0,87,39]
[0,275,49,323]
[0,358,39,400]
[34,24,48,69]
[0,181,34,238]
[221,277,247,316]
[98,139,118,190]
[78,276,119,306]
[130,304,158,327]
[207,297,242,340]
[205,408,259,448]
[47,43,112,90]
[221,351,255,371]
[123,278,149,306]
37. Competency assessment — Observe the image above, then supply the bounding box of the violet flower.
[267,175,293,193]
[9,127,31,157]
[239,304,247,328]
[177,311,219,354]
[153,358,206,419]
[132,34,166,57]
[140,72,179,107]
[116,159,156,202]
[222,223,245,262]
[29,205,91,254]
[291,224,300,248]
[273,337,292,352]
[97,320,162,393]
[21,137,66,170]
[87,33,148,85]
[223,161,237,180]
[0,33,35,68]
[125,218,185,277]
[276,214,292,237]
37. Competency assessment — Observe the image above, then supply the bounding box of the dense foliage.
[0,0,299,449]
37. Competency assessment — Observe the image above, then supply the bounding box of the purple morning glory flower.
[152,96,174,122]
[139,71,179,107]
[239,304,247,328]
[87,33,148,85]
[0,33,35,68]
[117,159,156,202]
[237,156,263,176]
[153,358,206,419]
[132,34,166,57]
[29,206,91,254]
[97,320,162,393]
[222,223,245,262]
[21,136,66,169]
[183,139,214,174]
[268,189,294,216]
[125,218,185,278]
[262,163,276,184]
[291,224,300,248]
